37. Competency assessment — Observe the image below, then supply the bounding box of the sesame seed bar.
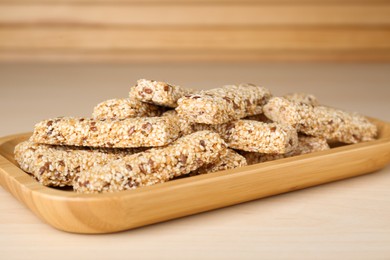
[263,97,377,143]
[130,79,194,108]
[176,83,272,124]
[92,98,164,120]
[73,131,228,193]
[162,112,298,154]
[191,149,247,176]
[284,93,320,106]
[193,120,298,154]
[14,140,143,187]
[241,135,330,165]
[31,116,180,148]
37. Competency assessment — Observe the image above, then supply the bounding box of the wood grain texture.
[1,27,389,51]
[3,0,390,4]
[1,1,390,62]
[0,119,389,234]
[1,5,390,26]
[2,50,390,63]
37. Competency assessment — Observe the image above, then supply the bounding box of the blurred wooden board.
[1,27,389,51]
[1,5,390,26]
[0,1,389,62]
[4,0,390,4]
[2,50,389,63]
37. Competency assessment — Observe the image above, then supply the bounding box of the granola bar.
[284,93,320,106]
[92,98,164,120]
[161,110,295,154]
[14,140,143,187]
[176,83,272,124]
[73,131,228,193]
[193,120,298,154]
[31,116,180,148]
[130,79,194,108]
[241,135,330,165]
[244,94,319,124]
[263,97,377,143]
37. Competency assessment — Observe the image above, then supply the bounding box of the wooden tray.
[1,118,390,234]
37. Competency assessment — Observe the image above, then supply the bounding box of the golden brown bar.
[176,84,272,124]
[31,116,180,148]
[263,97,377,143]
[241,135,330,165]
[193,120,298,154]
[92,98,164,120]
[14,140,143,187]
[73,131,228,193]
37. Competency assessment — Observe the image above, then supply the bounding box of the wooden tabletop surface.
[0,64,389,260]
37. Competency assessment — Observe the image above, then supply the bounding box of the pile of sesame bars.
[14,79,378,193]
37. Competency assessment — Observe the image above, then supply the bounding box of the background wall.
[0,0,389,62]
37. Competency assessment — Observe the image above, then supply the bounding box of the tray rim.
[1,117,390,233]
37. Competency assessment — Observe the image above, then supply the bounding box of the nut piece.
[263,97,377,143]
[241,135,330,165]
[31,116,180,148]
[73,131,228,193]
[130,79,194,107]
[176,83,272,124]
[92,97,164,120]
[14,140,144,187]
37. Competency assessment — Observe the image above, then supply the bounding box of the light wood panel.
[1,5,390,26]
[3,0,390,4]
[2,50,390,63]
[0,119,389,233]
[1,27,389,51]
[1,27,389,62]
[1,1,390,62]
